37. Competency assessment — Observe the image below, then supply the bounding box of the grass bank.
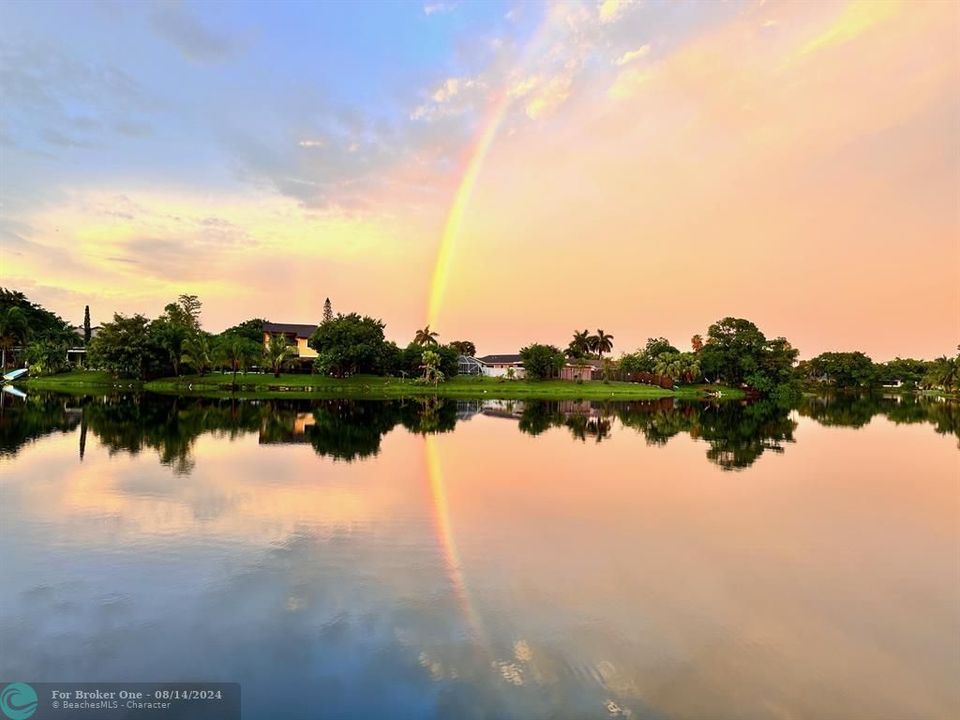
[17,370,142,391]
[19,370,745,401]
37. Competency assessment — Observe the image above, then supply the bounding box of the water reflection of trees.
[516,399,797,470]
[797,393,959,445]
[0,392,81,456]
[2,391,956,472]
[1,394,466,469]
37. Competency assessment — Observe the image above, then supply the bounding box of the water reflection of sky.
[1,400,958,719]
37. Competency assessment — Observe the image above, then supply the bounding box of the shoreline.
[18,370,746,401]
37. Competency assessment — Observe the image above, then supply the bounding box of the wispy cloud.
[149,3,243,63]
[614,44,650,66]
[423,2,456,17]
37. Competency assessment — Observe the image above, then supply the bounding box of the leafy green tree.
[618,352,644,376]
[879,357,928,387]
[152,315,187,377]
[449,340,476,356]
[309,313,387,376]
[1,288,77,346]
[177,294,203,330]
[87,313,165,379]
[153,295,205,376]
[398,342,458,378]
[0,306,28,370]
[220,318,268,344]
[751,337,799,391]
[566,329,591,359]
[378,341,403,376]
[698,317,797,390]
[83,305,92,345]
[520,343,565,380]
[24,338,70,375]
[264,333,296,377]
[621,337,679,374]
[435,345,459,377]
[413,324,439,346]
[589,329,614,361]
[807,351,877,388]
[323,298,333,323]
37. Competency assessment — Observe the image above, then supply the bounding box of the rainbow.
[426,9,558,327]
[426,90,513,328]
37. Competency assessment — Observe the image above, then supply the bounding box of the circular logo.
[0,684,37,720]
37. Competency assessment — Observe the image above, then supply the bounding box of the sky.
[1,0,957,360]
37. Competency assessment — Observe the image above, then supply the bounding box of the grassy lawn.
[18,370,141,390]
[20,370,745,400]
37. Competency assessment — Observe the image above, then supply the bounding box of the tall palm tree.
[691,334,704,353]
[566,329,591,359]
[589,329,614,362]
[0,306,29,370]
[413,325,439,346]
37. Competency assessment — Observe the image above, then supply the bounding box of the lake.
[1,392,958,719]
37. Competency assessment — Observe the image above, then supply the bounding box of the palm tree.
[924,355,959,391]
[691,334,704,353]
[413,325,439,346]
[420,349,445,386]
[217,334,257,386]
[566,329,591,359]
[264,333,296,378]
[181,334,213,376]
[655,351,700,384]
[0,306,29,370]
[589,329,614,362]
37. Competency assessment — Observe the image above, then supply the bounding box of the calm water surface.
[1,392,958,719]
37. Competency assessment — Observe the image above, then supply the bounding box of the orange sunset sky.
[1,0,958,360]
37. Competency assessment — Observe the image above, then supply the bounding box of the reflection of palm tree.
[0,307,28,369]
[413,325,439,346]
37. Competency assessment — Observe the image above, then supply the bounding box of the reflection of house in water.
[454,400,483,420]
[478,399,601,420]
[259,411,315,444]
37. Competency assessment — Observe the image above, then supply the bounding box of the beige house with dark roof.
[262,322,318,364]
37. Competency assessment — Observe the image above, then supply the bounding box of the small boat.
[2,368,28,383]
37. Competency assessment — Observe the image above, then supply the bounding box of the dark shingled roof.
[263,322,318,337]
[478,354,522,364]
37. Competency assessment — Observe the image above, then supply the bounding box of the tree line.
[516,317,959,395]
[3,288,957,394]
